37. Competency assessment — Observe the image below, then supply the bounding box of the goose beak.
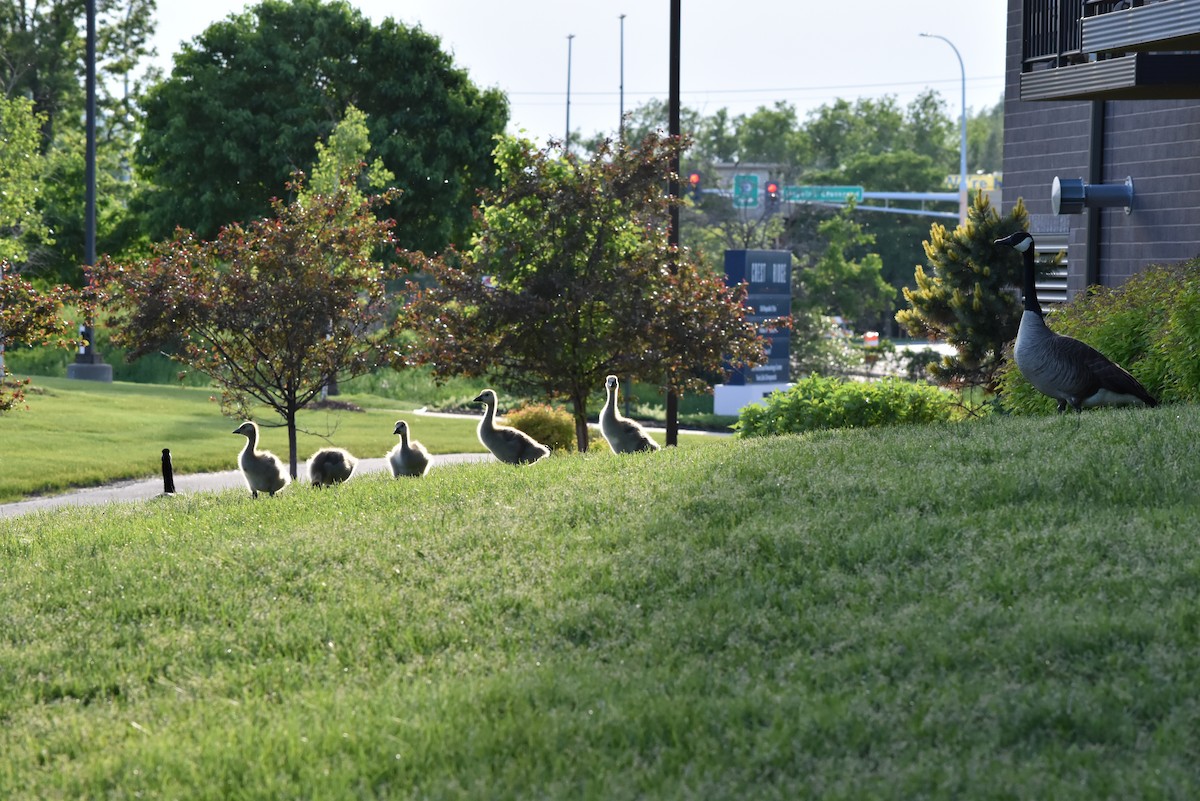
[393,422,404,435]
[472,393,486,404]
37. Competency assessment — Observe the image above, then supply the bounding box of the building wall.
[1002,0,1200,296]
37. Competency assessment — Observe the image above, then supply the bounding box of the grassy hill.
[2,403,1198,798]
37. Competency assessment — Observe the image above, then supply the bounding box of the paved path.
[0,453,493,520]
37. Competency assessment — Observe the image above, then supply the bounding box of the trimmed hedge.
[505,403,581,452]
[735,374,959,437]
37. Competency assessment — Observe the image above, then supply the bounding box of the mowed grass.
[0,377,481,503]
[0,376,696,504]
[3,404,1200,798]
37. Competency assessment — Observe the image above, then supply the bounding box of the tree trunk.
[286,407,299,479]
[572,394,589,453]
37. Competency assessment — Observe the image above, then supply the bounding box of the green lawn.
[0,377,659,503]
[2,403,1198,798]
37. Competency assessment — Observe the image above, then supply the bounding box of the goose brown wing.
[1062,335,1158,406]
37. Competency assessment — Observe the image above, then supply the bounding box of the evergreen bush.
[505,403,584,452]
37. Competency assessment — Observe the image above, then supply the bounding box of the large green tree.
[0,96,52,265]
[1,0,156,145]
[135,0,507,252]
[796,204,894,326]
[408,134,765,451]
[2,0,157,283]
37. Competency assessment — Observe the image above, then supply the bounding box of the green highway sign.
[732,174,759,208]
[783,185,864,204]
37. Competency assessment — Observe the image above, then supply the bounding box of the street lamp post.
[67,0,111,382]
[619,14,626,142]
[565,33,575,153]
[920,32,968,225]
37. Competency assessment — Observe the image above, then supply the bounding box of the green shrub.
[504,403,581,452]
[997,258,1200,414]
[5,313,210,386]
[735,374,959,437]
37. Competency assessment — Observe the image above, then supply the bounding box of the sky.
[151,1,1008,145]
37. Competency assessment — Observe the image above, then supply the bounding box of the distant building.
[1002,0,1200,301]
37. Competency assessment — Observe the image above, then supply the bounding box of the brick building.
[1002,0,1200,300]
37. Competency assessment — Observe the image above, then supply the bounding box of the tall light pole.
[619,14,626,142]
[665,0,680,446]
[920,32,968,225]
[565,33,575,153]
[67,0,111,382]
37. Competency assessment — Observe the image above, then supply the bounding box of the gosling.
[308,447,357,487]
[232,421,290,498]
[599,375,660,454]
[388,420,431,478]
[472,389,550,465]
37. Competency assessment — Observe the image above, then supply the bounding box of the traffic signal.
[765,180,781,211]
[687,171,702,201]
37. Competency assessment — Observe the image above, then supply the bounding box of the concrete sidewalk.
[0,453,493,520]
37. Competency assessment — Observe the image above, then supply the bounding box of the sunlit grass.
[2,405,1199,798]
[0,376,704,503]
[0,376,484,503]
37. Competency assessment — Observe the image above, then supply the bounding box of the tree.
[968,97,1005,174]
[735,101,810,175]
[135,0,507,253]
[902,89,957,167]
[0,267,79,412]
[94,176,408,477]
[895,194,1043,389]
[796,203,895,326]
[304,105,394,202]
[1,0,156,145]
[407,133,766,451]
[0,96,52,265]
[804,96,905,171]
[2,0,157,283]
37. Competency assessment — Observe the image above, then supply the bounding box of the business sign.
[783,185,864,204]
[724,249,791,385]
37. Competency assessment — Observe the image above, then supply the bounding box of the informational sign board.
[732,174,760,208]
[782,185,864,204]
[723,249,791,385]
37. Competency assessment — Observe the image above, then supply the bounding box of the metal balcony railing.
[1022,0,1181,71]
[1023,0,1085,70]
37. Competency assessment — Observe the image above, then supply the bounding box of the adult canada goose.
[232,421,290,498]
[388,420,431,478]
[307,447,357,487]
[995,230,1158,412]
[472,389,550,465]
[600,375,660,454]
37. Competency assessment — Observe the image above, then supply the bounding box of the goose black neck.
[1021,245,1041,315]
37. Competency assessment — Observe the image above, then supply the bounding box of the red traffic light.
[765,181,780,198]
[688,171,701,186]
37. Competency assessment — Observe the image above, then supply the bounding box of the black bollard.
[161,448,176,495]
